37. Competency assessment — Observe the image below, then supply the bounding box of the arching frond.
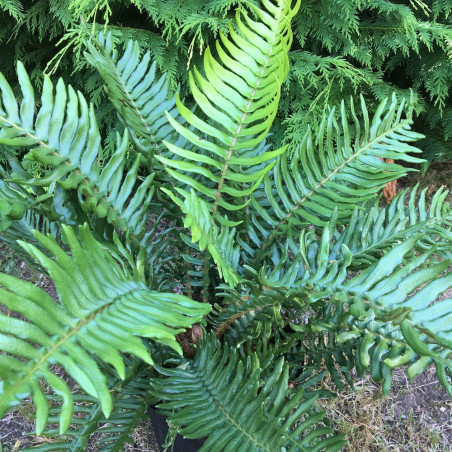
[329,185,452,268]
[0,224,210,434]
[24,366,155,451]
[0,62,154,236]
[212,278,357,392]
[151,333,347,452]
[255,186,451,286]
[329,238,452,395]
[247,95,425,260]
[84,32,186,159]
[281,236,452,395]
[158,0,300,216]
[216,226,452,395]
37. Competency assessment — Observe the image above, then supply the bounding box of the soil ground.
[317,367,452,452]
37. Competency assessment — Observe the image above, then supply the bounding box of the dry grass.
[317,367,451,452]
[123,421,159,452]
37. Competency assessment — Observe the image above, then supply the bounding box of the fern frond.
[329,185,452,268]
[249,94,425,259]
[0,224,210,434]
[162,187,240,287]
[257,185,451,288]
[211,275,357,391]
[218,224,451,394]
[285,329,357,393]
[159,0,300,216]
[210,278,289,342]
[211,266,355,392]
[278,236,452,395]
[329,237,452,395]
[0,62,154,236]
[151,333,346,452]
[84,32,186,159]
[24,366,155,451]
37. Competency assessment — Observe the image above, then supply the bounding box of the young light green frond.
[161,0,299,215]
[0,62,154,236]
[162,187,240,287]
[0,224,210,434]
[151,333,346,452]
[84,32,186,159]
[249,94,425,259]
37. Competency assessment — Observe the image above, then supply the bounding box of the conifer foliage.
[1,0,451,163]
[0,0,451,450]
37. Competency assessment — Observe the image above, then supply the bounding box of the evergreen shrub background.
[1,0,451,165]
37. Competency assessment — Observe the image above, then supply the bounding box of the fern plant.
[0,0,451,450]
